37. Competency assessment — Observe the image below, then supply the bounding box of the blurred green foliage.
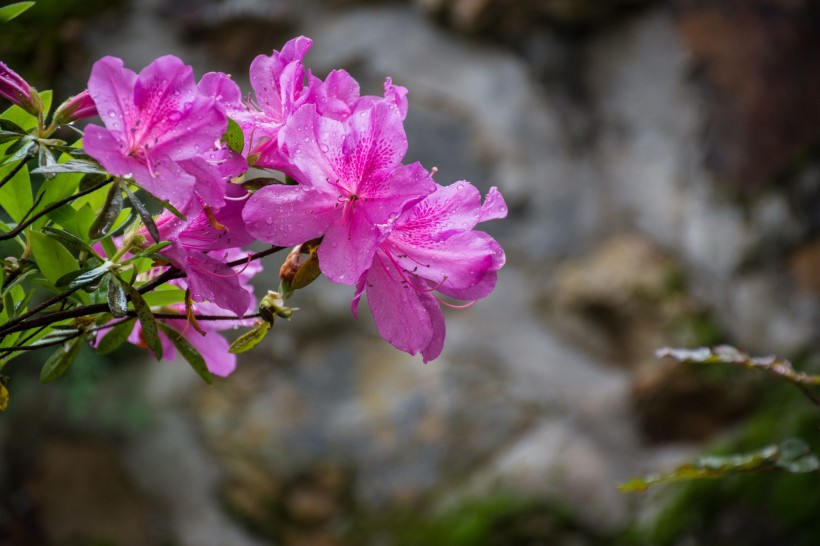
[0,0,124,96]
[647,379,820,546]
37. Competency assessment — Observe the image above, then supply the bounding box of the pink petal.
[242,184,338,246]
[478,186,508,223]
[383,77,408,120]
[360,161,435,225]
[282,104,345,189]
[185,252,251,317]
[398,182,482,242]
[343,100,407,186]
[184,328,236,377]
[87,56,138,136]
[318,207,382,284]
[364,251,437,358]
[387,230,499,295]
[198,71,242,105]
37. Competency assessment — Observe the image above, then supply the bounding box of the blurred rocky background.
[2,0,820,544]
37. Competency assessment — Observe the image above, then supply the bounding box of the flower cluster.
[80,36,506,372]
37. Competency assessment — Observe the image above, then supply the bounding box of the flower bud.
[279,245,303,283]
[260,290,296,322]
[53,90,98,125]
[0,61,43,116]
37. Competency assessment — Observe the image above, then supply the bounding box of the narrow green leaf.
[222,118,245,155]
[120,182,160,243]
[0,2,35,23]
[31,159,107,175]
[0,161,32,223]
[1,138,35,166]
[42,226,100,257]
[107,276,128,317]
[619,439,819,493]
[118,279,162,360]
[39,337,82,383]
[88,183,124,239]
[28,230,79,286]
[56,261,113,289]
[229,321,271,354]
[157,323,213,384]
[96,318,136,355]
[159,199,186,220]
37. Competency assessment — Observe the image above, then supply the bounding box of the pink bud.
[53,90,98,124]
[0,61,42,116]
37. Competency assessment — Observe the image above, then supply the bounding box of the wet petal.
[243,183,338,246]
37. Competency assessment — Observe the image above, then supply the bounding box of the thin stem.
[0,286,81,336]
[0,176,114,241]
[0,245,285,337]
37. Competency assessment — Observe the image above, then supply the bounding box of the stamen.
[204,205,226,230]
[436,298,477,310]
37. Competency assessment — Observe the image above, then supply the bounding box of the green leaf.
[222,117,245,155]
[141,287,185,307]
[31,159,107,176]
[42,226,100,257]
[228,321,271,354]
[39,337,82,383]
[88,183,124,239]
[0,161,32,223]
[134,240,171,259]
[619,439,819,493]
[0,2,35,23]
[107,276,128,317]
[120,182,160,243]
[28,230,79,286]
[95,318,135,355]
[56,260,113,289]
[118,278,162,360]
[157,323,213,384]
[1,137,36,166]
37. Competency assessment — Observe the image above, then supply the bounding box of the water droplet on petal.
[108,110,116,118]
[265,217,274,225]
[303,136,309,143]
[320,144,329,152]
[457,183,464,190]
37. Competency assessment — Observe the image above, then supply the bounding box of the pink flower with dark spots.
[243,100,435,284]
[351,183,507,362]
[216,36,320,170]
[83,55,228,208]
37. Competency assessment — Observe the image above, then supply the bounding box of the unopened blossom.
[53,90,98,125]
[0,61,42,116]
[352,182,507,362]
[83,55,228,207]
[243,100,435,284]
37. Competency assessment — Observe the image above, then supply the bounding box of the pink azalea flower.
[215,36,319,170]
[242,100,435,284]
[351,183,507,362]
[109,255,262,377]
[316,72,409,122]
[83,55,228,208]
[149,191,257,317]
